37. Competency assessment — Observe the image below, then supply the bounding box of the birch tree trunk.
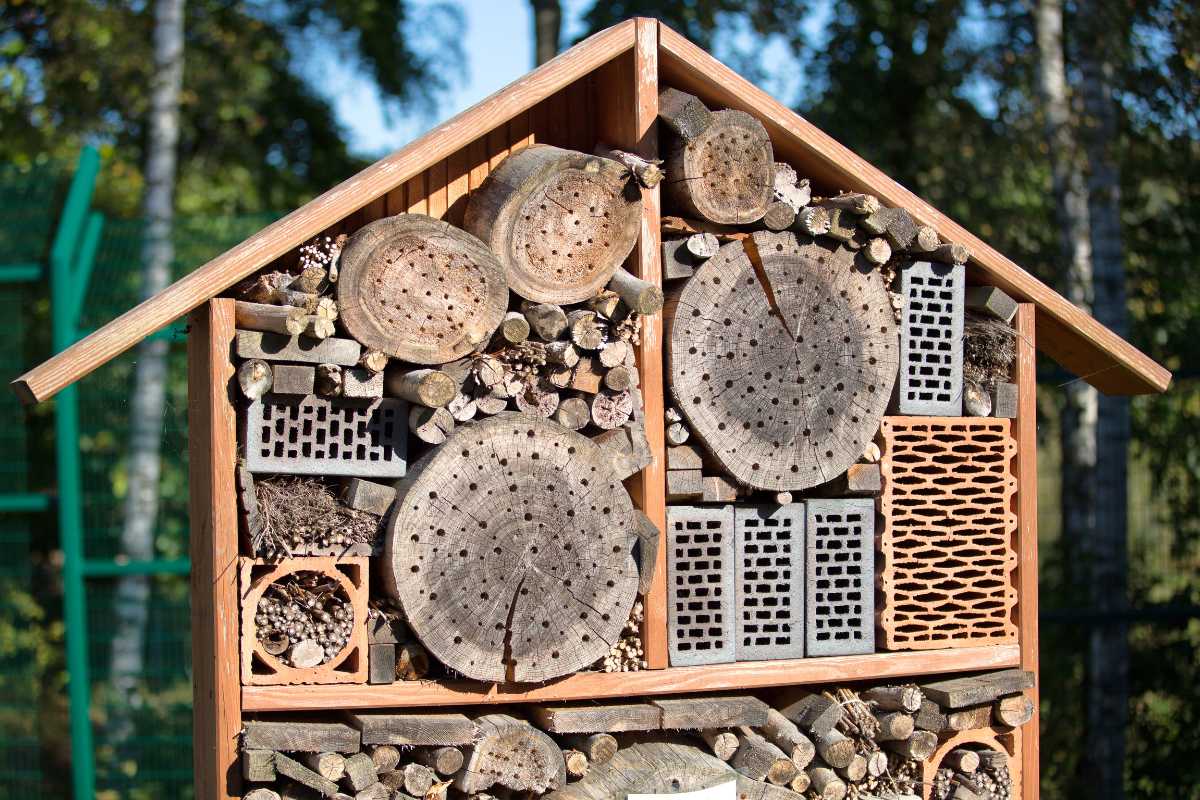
[531,0,561,66]
[110,0,185,743]
[1077,2,1131,795]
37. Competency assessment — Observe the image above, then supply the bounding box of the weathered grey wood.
[732,728,796,785]
[464,145,641,305]
[688,232,721,259]
[303,752,347,782]
[921,669,1036,709]
[666,232,897,490]
[914,699,947,732]
[873,711,914,741]
[568,310,605,351]
[344,712,476,746]
[408,405,455,445]
[236,330,361,366]
[993,694,1035,727]
[238,358,273,400]
[662,238,696,281]
[591,422,653,480]
[828,463,883,496]
[654,696,769,730]
[864,237,892,265]
[243,721,360,753]
[873,207,920,251]
[417,746,465,776]
[336,214,508,364]
[795,205,831,236]
[242,749,277,782]
[699,729,739,761]
[666,468,704,501]
[965,285,1019,323]
[779,695,842,738]
[522,302,569,341]
[865,750,888,779]
[993,382,1019,418]
[806,765,846,800]
[789,770,811,794]
[340,752,378,792]
[353,784,389,800]
[813,729,853,770]
[546,340,580,368]
[882,730,937,760]
[761,201,796,232]
[341,478,396,516]
[760,708,815,768]
[513,381,560,418]
[602,364,637,392]
[835,754,866,783]
[386,368,456,408]
[664,107,773,225]
[236,300,308,335]
[607,269,664,316]
[275,752,341,797]
[368,643,395,685]
[401,762,435,795]
[945,748,980,774]
[499,311,531,344]
[772,163,811,212]
[383,413,638,682]
[563,734,618,765]
[599,340,631,369]
[928,241,972,265]
[367,745,400,773]
[563,749,589,779]
[554,396,591,430]
[343,367,384,399]
[657,88,713,140]
[529,703,662,734]
[454,715,566,794]
[243,789,282,800]
[666,444,703,471]
[590,389,634,430]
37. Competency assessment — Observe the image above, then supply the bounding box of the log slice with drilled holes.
[666,231,897,490]
[383,413,639,682]
[336,214,509,364]
[464,144,642,304]
[663,110,774,225]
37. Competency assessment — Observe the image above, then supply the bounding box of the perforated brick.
[244,395,407,478]
[879,417,1019,650]
[666,505,736,666]
[806,498,874,656]
[734,504,805,661]
[897,261,964,416]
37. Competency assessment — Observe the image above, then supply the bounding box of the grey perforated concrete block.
[245,395,407,478]
[897,261,964,416]
[806,498,875,656]
[735,504,805,661]
[667,504,736,666]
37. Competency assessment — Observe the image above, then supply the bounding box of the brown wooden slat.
[12,20,638,404]
[426,159,449,220]
[444,146,472,227]
[405,172,427,215]
[1015,304,1040,800]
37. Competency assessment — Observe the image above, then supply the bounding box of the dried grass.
[964,312,1017,390]
[252,477,381,558]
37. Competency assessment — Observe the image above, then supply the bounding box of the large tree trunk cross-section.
[667,231,897,490]
[384,413,639,682]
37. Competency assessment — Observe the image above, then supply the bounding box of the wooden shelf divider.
[242,644,1019,712]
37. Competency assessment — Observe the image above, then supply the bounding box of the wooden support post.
[1014,303,1040,799]
[189,298,241,800]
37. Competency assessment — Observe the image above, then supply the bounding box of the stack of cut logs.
[657,85,974,497]
[930,749,1012,800]
[238,675,1033,800]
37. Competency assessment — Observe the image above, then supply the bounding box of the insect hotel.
[13,19,1171,800]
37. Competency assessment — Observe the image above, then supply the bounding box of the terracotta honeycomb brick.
[878,417,1018,650]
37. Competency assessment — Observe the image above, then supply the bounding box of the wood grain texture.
[241,644,1020,711]
[655,22,1168,396]
[1014,303,1040,800]
[188,299,241,800]
[13,21,638,405]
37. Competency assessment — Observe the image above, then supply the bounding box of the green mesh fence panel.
[0,160,66,266]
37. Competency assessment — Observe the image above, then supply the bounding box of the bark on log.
[835,754,866,783]
[563,733,618,765]
[591,390,634,430]
[944,748,980,774]
[554,396,591,431]
[563,749,589,779]
[408,406,455,445]
[597,146,664,189]
[500,312,531,344]
[731,727,794,784]
[796,205,831,236]
[336,214,508,363]
[602,364,636,392]
[699,730,739,761]
[667,232,898,490]
[873,711,915,741]
[607,269,664,315]
[384,413,638,682]
[882,730,937,760]
[464,145,642,304]
[236,301,309,336]
[342,753,379,792]
[522,302,569,341]
[568,310,605,351]
[813,729,854,769]
[368,745,400,773]
[993,694,1035,728]
[417,746,465,776]
[454,715,566,794]
[761,202,796,232]
[807,765,847,800]
[664,105,774,225]
[824,192,881,215]
[657,88,713,141]
[760,708,816,768]
[588,290,622,320]
[302,752,347,781]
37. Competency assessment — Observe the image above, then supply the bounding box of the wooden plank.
[443,145,471,227]
[345,711,478,746]
[655,22,1169,396]
[425,158,448,220]
[12,20,638,405]
[405,172,427,215]
[1014,303,1040,800]
[242,720,361,753]
[487,125,510,172]
[920,669,1035,710]
[653,696,770,729]
[188,299,241,800]
[509,110,533,152]
[528,703,662,733]
[242,645,1021,711]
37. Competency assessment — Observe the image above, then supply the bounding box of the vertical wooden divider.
[594,19,667,669]
[189,298,241,800]
[1014,303,1040,798]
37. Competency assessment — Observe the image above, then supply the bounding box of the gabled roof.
[12,18,1170,404]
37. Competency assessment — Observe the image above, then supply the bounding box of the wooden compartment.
[239,556,369,686]
[923,726,1022,800]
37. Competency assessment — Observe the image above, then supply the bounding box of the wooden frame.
[175,33,1056,800]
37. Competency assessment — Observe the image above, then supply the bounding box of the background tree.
[532,0,562,65]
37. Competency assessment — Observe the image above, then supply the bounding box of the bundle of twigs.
[963,312,1017,391]
[252,477,381,558]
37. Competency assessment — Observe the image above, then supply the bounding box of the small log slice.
[667,231,897,490]
[664,109,774,225]
[384,413,639,682]
[464,144,642,304]
[337,214,509,364]
[455,714,566,794]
